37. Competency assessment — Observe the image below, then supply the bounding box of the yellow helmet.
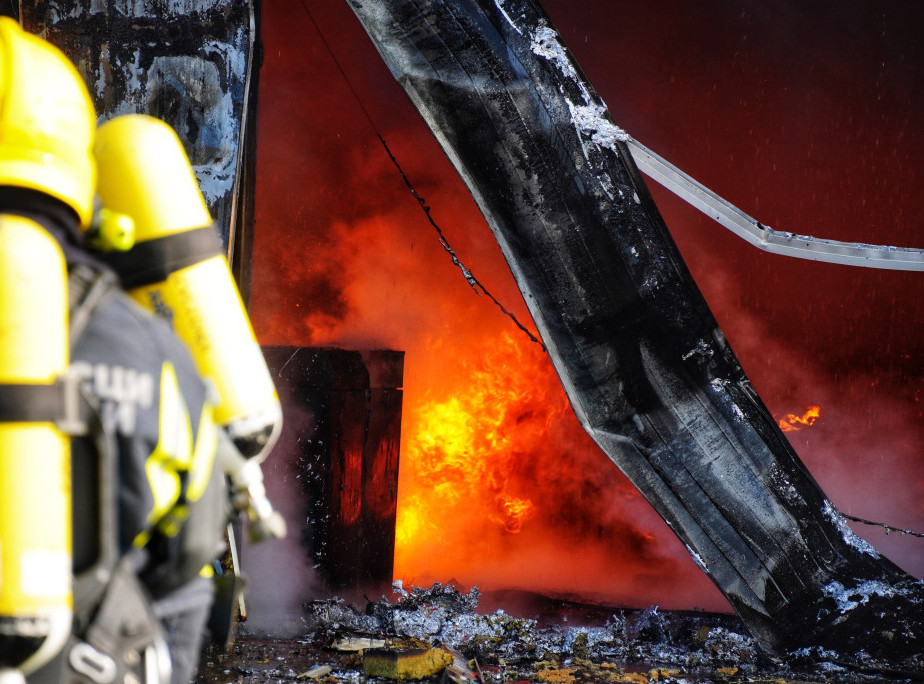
[0,17,96,228]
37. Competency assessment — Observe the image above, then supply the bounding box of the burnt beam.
[347,0,922,660]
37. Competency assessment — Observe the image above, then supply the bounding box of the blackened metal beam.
[347,0,922,661]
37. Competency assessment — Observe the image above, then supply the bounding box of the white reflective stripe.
[145,636,173,684]
[186,401,217,502]
[626,137,924,271]
[138,360,216,545]
[142,361,190,534]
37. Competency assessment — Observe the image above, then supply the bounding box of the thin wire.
[299,0,545,350]
[299,0,381,137]
[842,513,924,539]
[376,136,546,349]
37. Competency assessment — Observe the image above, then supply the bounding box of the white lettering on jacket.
[70,361,155,435]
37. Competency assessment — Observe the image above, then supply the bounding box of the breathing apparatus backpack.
[0,214,74,680]
[93,114,285,542]
[0,19,173,683]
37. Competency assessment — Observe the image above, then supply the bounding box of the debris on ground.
[295,664,332,680]
[196,582,923,683]
[332,637,387,652]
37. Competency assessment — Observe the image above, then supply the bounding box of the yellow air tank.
[0,15,97,678]
[0,217,72,676]
[93,114,281,461]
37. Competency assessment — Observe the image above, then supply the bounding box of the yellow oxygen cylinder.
[0,216,72,676]
[93,114,281,461]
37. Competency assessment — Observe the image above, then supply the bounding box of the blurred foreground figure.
[0,18,281,684]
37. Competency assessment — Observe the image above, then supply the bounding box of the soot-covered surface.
[195,584,922,683]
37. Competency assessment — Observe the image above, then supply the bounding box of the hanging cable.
[298,0,544,350]
[376,136,545,349]
[842,513,924,539]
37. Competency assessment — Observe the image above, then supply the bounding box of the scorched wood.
[347,0,922,661]
[264,347,404,592]
[22,0,256,248]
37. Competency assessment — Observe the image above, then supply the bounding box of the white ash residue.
[567,101,630,147]
[529,24,579,82]
[305,584,761,667]
[291,583,919,682]
[561,623,627,660]
[684,339,715,363]
[822,579,896,614]
[528,20,629,160]
[699,626,760,663]
[304,597,380,634]
[822,500,880,558]
[787,646,860,683]
[377,584,555,660]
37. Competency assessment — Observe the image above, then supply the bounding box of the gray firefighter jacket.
[70,265,227,600]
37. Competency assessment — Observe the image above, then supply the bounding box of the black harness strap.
[0,383,63,422]
[102,226,223,289]
[0,264,117,433]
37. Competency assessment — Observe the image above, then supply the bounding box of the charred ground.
[195,584,923,684]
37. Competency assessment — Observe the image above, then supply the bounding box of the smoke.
[239,401,323,636]
[679,250,924,578]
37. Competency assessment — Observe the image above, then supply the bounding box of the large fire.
[390,328,726,609]
[247,1,924,623]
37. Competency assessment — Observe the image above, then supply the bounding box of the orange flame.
[490,495,537,533]
[778,405,821,432]
[394,331,569,578]
[391,328,726,609]
[396,332,547,546]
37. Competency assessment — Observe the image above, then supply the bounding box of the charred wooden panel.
[348,0,922,661]
[360,350,404,583]
[264,346,404,592]
[20,0,256,248]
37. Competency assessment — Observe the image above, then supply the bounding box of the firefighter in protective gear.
[0,17,227,684]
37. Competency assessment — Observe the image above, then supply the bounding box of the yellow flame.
[778,405,821,432]
[396,333,545,552]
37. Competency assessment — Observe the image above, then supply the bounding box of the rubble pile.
[196,583,922,683]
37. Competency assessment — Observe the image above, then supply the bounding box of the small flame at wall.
[778,405,821,432]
